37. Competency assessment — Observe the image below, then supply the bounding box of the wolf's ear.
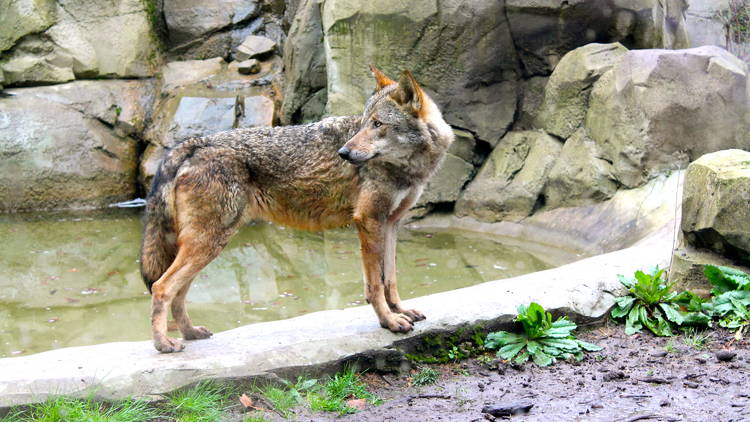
[390,70,425,117]
[370,65,395,91]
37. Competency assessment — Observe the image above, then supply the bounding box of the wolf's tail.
[140,138,207,292]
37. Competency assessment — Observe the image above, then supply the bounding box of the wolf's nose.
[337,147,351,160]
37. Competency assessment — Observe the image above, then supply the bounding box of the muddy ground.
[272,324,749,422]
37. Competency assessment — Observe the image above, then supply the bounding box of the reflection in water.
[0,209,577,357]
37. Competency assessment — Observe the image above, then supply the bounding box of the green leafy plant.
[610,267,710,336]
[484,303,602,366]
[703,265,750,339]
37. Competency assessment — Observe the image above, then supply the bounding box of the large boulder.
[543,128,618,208]
[417,153,474,207]
[279,0,327,124]
[0,80,154,212]
[163,0,259,46]
[681,149,750,264]
[535,43,628,139]
[585,46,750,188]
[0,0,160,85]
[321,0,518,145]
[0,0,56,53]
[455,131,562,222]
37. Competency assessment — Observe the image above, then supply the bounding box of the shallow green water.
[0,209,577,357]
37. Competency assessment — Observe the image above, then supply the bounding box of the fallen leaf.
[239,393,253,409]
[346,398,366,411]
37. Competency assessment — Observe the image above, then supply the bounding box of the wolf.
[140,67,454,353]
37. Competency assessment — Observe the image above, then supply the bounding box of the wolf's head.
[338,67,453,172]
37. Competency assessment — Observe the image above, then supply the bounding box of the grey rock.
[505,0,689,76]
[0,0,160,85]
[0,80,154,212]
[536,42,628,139]
[279,0,327,125]
[449,129,478,164]
[298,88,327,123]
[482,401,534,417]
[169,95,273,143]
[417,153,474,206]
[170,96,237,141]
[0,0,56,53]
[162,58,225,91]
[236,59,260,75]
[681,149,750,262]
[0,36,76,85]
[515,76,548,130]
[455,131,563,222]
[716,351,737,362]
[234,35,276,61]
[163,0,259,46]
[543,128,618,209]
[586,46,750,188]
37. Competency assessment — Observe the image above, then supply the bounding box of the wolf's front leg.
[384,222,425,322]
[355,215,414,332]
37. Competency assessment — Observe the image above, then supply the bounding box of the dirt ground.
[287,324,749,422]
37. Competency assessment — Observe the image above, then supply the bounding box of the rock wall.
[1,0,749,217]
[456,43,750,223]
[0,0,283,211]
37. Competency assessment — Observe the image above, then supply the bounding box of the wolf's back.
[140,138,207,291]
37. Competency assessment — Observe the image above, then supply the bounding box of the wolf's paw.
[183,326,213,340]
[154,336,185,353]
[381,313,414,333]
[400,308,426,322]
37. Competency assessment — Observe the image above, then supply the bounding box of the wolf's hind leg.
[171,281,212,340]
[151,179,245,352]
[150,232,227,352]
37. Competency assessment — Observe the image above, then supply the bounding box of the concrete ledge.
[0,230,672,408]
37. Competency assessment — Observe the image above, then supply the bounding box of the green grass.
[663,338,677,354]
[308,369,382,415]
[2,396,157,422]
[682,327,713,350]
[0,371,380,421]
[167,381,229,422]
[257,386,300,419]
[412,367,440,386]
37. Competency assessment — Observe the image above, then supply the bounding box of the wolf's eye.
[372,120,382,128]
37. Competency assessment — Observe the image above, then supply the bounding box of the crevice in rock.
[93,145,119,160]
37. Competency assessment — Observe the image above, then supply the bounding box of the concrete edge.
[0,227,674,409]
